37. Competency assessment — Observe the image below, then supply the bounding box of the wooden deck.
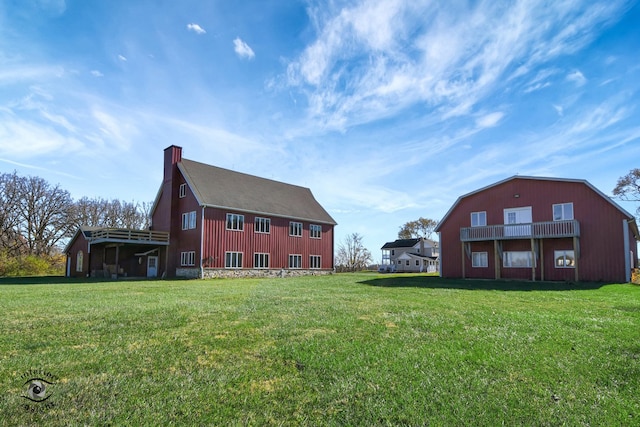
[460,220,580,242]
[89,229,170,245]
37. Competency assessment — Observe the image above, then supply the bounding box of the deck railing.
[90,229,170,244]
[460,220,579,242]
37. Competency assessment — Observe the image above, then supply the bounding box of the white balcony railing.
[460,220,579,242]
[90,229,170,245]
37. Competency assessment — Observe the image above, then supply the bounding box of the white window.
[179,183,186,198]
[226,214,244,231]
[254,253,269,269]
[555,250,575,268]
[310,255,321,269]
[181,251,195,266]
[310,224,322,239]
[553,203,574,221]
[503,251,534,268]
[255,217,270,233]
[289,254,302,269]
[471,211,487,227]
[225,252,243,268]
[289,222,303,237]
[182,211,196,230]
[76,251,83,272]
[472,252,488,268]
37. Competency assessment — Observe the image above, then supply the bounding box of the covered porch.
[85,229,170,279]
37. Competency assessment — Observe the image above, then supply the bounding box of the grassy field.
[1,273,639,426]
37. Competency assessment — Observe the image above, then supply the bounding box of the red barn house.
[435,176,639,283]
[152,145,336,278]
[65,145,336,279]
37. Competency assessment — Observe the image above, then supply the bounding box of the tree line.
[0,171,151,259]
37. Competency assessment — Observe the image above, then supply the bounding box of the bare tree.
[0,172,24,255]
[335,233,372,272]
[16,175,75,256]
[398,217,439,239]
[613,168,640,218]
[74,197,150,229]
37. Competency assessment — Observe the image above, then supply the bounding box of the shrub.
[632,268,640,285]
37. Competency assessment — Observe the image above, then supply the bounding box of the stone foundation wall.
[202,268,334,279]
[176,267,200,279]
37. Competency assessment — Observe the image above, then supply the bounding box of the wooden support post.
[494,240,500,280]
[531,238,536,282]
[540,240,545,282]
[461,242,466,279]
[115,245,120,279]
[573,236,579,282]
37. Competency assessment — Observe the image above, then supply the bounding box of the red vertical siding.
[438,178,637,282]
[201,208,334,270]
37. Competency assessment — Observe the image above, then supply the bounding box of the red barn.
[65,145,336,279]
[435,176,639,283]
[151,145,336,278]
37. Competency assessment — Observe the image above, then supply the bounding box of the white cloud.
[285,0,629,133]
[233,38,255,60]
[476,112,504,129]
[566,70,587,86]
[90,70,104,77]
[118,54,127,61]
[187,23,206,35]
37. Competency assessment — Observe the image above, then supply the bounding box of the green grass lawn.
[1,274,639,426]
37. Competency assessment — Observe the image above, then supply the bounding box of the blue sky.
[1,0,639,261]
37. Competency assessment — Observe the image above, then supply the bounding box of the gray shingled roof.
[178,159,336,225]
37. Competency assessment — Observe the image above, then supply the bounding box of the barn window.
[472,252,488,268]
[310,224,322,239]
[289,254,302,269]
[226,214,244,231]
[503,251,534,268]
[310,255,321,269]
[225,252,243,268]
[553,203,574,221]
[254,253,269,269]
[180,251,195,266]
[76,251,83,272]
[471,211,487,227]
[179,183,186,198]
[554,250,575,268]
[255,217,270,233]
[289,222,303,237]
[182,211,196,230]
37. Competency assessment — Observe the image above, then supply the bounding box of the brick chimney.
[164,145,182,183]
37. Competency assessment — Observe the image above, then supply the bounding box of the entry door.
[147,256,158,277]
[504,207,532,237]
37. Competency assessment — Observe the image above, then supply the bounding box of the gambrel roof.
[178,158,337,225]
[434,175,639,237]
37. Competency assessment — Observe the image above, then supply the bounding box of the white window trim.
[310,224,322,239]
[254,252,270,269]
[554,250,575,268]
[225,251,243,269]
[471,211,487,227]
[289,254,302,269]
[310,255,321,269]
[182,211,196,230]
[503,251,535,268]
[472,252,488,268]
[553,203,574,221]
[180,251,196,266]
[76,251,83,272]
[179,183,186,198]
[289,221,303,237]
[226,213,245,231]
[254,217,271,234]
